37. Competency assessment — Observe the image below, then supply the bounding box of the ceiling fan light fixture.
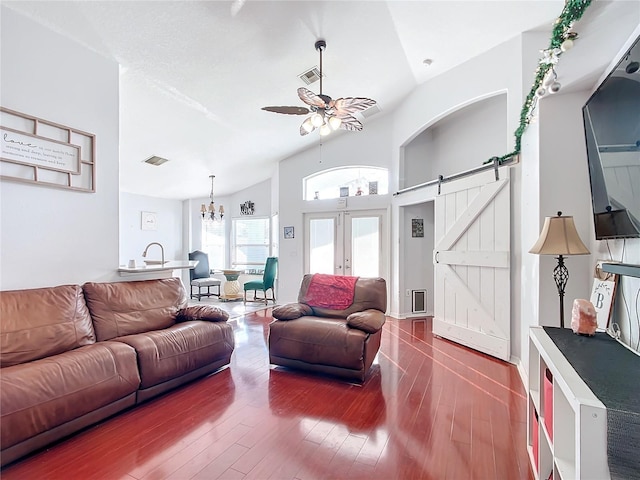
[262,39,376,137]
[319,123,331,136]
[311,112,324,127]
[302,117,314,133]
[328,115,342,130]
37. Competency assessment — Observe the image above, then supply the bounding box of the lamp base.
[553,255,569,328]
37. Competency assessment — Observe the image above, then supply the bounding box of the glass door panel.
[305,210,386,279]
[348,215,380,277]
[308,217,336,274]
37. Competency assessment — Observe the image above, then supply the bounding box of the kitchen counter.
[118,260,198,277]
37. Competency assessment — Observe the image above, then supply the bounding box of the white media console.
[528,327,609,480]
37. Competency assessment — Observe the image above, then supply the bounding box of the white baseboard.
[512,356,528,390]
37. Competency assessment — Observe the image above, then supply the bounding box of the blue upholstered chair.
[243,257,278,305]
[188,250,221,300]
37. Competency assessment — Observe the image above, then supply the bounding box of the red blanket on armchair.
[304,274,358,310]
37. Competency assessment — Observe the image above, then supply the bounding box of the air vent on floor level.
[361,104,381,119]
[298,66,321,85]
[143,155,169,166]
[412,289,427,313]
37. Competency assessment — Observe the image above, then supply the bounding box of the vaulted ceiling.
[4,1,637,199]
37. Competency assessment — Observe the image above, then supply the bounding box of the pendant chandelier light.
[201,175,224,222]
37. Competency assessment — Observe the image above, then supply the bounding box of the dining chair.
[188,250,222,300]
[243,257,278,305]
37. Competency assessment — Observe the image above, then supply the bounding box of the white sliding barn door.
[433,167,511,361]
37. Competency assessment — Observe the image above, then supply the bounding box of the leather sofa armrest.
[346,309,386,334]
[272,303,313,320]
[176,305,229,323]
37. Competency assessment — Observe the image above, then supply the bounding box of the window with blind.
[232,217,270,271]
[201,220,225,270]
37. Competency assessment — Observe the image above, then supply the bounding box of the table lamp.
[529,211,590,328]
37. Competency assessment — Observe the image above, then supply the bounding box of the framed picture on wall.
[412,218,424,237]
[284,226,294,239]
[141,211,157,231]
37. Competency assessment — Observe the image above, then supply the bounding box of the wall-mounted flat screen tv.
[582,35,640,240]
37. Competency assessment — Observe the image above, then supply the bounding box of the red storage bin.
[544,368,553,441]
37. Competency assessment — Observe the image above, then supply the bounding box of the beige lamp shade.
[529,213,590,256]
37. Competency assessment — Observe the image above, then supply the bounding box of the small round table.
[220,269,243,301]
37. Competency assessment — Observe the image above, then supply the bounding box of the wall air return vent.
[298,66,321,85]
[143,155,169,166]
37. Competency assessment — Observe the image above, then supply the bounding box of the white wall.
[277,119,392,303]
[402,130,434,189]
[537,92,594,325]
[418,95,508,184]
[228,179,272,219]
[119,192,184,266]
[518,89,597,374]
[0,7,120,290]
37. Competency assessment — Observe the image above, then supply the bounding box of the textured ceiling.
[4,1,636,200]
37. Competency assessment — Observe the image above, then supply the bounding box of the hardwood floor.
[2,312,532,480]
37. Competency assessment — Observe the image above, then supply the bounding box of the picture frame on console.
[589,260,618,331]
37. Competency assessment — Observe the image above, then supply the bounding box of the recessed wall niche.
[400,94,507,190]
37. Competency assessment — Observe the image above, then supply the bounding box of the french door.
[304,210,386,278]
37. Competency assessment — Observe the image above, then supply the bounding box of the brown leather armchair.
[268,274,387,382]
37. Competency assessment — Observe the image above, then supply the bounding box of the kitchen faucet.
[142,242,165,265]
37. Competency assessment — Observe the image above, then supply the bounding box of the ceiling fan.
[261,40,377,136]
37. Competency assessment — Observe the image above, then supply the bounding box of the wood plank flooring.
[1,312,532,480]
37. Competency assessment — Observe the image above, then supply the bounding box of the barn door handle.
[433,251,439,264]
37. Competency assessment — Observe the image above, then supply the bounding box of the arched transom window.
[303,166,388,200]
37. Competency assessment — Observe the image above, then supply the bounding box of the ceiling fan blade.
[297,87,327,108]
[333,97,377,115]
[261,106,310,115]
[337,114,363,132]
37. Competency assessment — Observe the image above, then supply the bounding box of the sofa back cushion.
[83,278,188,341]
[298,274,387,318]
[0,285,96,368]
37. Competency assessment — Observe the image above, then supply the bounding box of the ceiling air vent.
[361,104,381,119]
[143,155,169,166]
[298,66,321,85]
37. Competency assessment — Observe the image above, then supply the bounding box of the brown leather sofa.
[269,274,386,382]
[0,277,234,466]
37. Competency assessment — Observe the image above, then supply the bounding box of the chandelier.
[201,175,224,222]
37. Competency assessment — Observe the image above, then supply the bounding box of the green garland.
[486,0,593,164]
